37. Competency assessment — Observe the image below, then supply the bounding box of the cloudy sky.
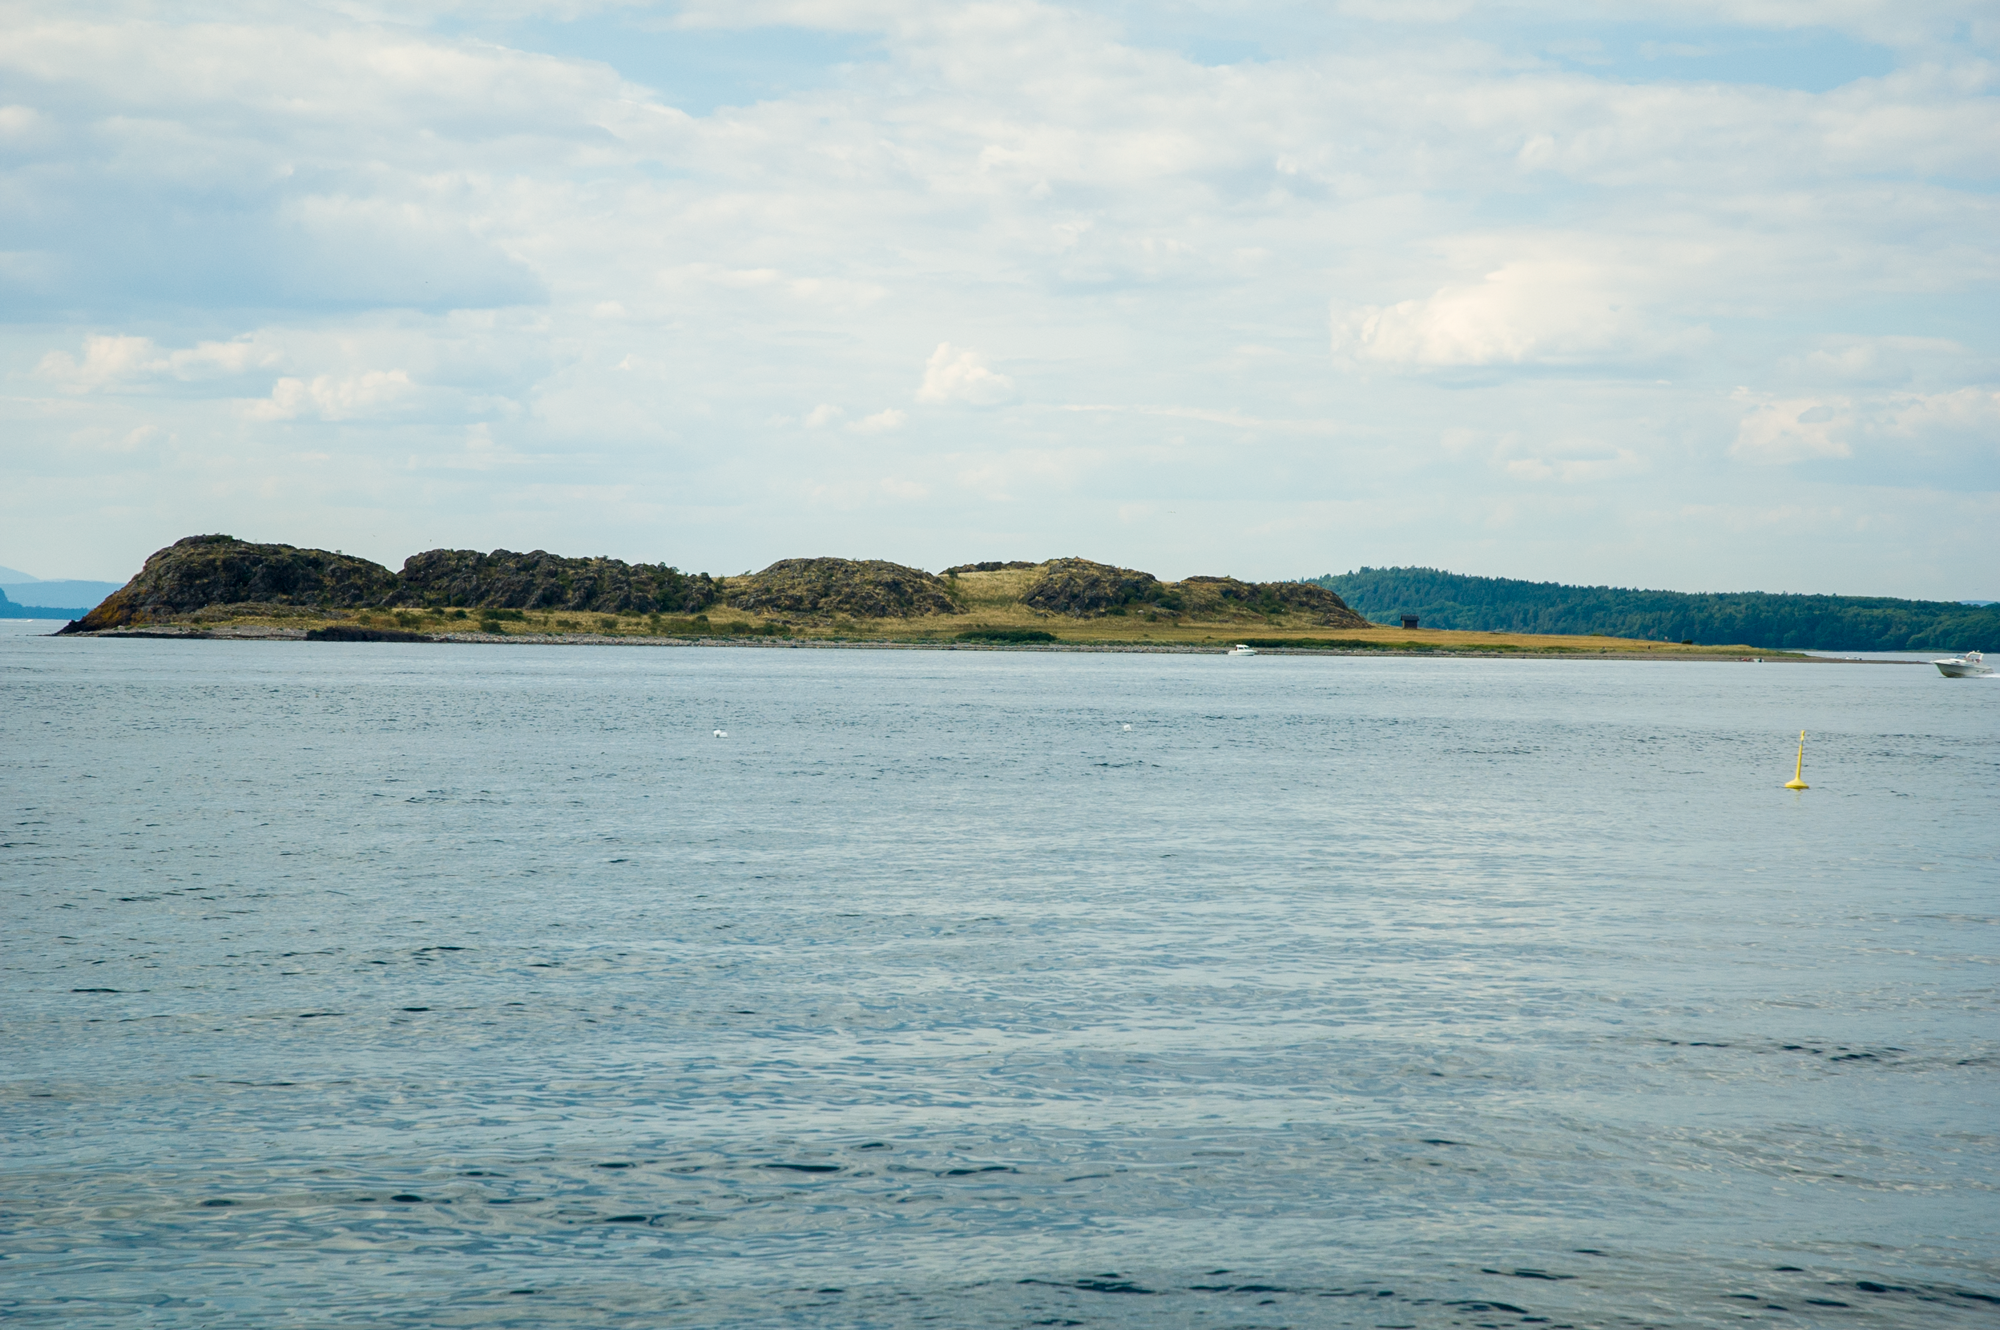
[2,1,1995,594]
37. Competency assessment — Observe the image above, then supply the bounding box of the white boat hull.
[1935,660,1993,678]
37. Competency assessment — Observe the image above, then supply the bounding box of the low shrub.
[306,625,434,643]
[957,628,1057,643]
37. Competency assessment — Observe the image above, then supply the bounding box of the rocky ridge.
[66,535,398,632]
[726,558,961,620]
[65,537,723,632]
[61,538,1365,634]
[1007,559,1362,625]
[394,548,718,615]
[1020,558,1166,615]
[1175,575,1362,623]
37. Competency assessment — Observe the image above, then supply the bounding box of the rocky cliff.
[394,548,718,615]
[727,558,961,620]
[63,535,398,632]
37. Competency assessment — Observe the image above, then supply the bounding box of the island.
[53,534,1804,658]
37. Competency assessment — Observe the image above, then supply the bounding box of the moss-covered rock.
[1176,575,1368,626]
[727,558,961,620]
[394,549,718,614]
[1021,558,1168,615]
[1250,580,1365,623]
[63,535,397,632]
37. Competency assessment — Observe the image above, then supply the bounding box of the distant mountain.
[0,586,86,620]
[2,579,123,609]
[1309,567,2000,653]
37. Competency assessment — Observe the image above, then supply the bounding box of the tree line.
[1307,567,1999,652]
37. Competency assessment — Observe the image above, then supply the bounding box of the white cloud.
[1730,390,1853,463]
[1886,386,2000,438]
[804,403,845,428]
[35,333,287,391]
[915,343,1016,405]
[245,370,414,422]
[1333,259,1679,368]
[36,335,159,391]
[847,407,906,433]
[660,265,886,310]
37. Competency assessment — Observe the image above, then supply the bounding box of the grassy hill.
[1312,567,1999,652]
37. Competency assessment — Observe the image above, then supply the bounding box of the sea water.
[3,626,1996,1327]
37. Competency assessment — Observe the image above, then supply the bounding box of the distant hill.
[3,579,124,609]
[1309,567,2000,652]
[0,586,89,620]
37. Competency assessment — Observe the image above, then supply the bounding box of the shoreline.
[38,623,1896,661]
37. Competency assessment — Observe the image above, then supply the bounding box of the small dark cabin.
[1400,614,1420,629]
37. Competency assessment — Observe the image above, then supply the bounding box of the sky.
[1,0,1995,595]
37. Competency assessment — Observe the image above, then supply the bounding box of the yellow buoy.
[1784,729,1809,790]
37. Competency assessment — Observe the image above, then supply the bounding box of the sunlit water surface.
[3,627,1996,1328]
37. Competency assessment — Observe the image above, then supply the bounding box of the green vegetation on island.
[67,535,722,633]
[1311,567,1999,652]
[54,535,1823,658]
[395,547,718,615]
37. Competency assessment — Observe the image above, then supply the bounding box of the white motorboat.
[1228,644,1259,657]
[1933,650,1993,678]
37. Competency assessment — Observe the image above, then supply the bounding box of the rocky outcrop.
[1176,575,1368,626]
[943,560,1038,574]
[1015,560,1365,623]
[727,558,961,619]
[62,535,397,632]
[394,549,718,615]
[1020,558,1168,615]
[1251,580,1365,622]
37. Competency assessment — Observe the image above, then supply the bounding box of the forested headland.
[1310,567,1999,652]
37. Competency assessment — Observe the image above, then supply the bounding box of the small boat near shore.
[1228,644,1259,657]
[1933,650,1993,678]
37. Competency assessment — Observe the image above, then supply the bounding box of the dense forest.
[1309,567,2000,652]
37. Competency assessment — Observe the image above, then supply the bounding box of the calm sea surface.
[3,624,1996,1328]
